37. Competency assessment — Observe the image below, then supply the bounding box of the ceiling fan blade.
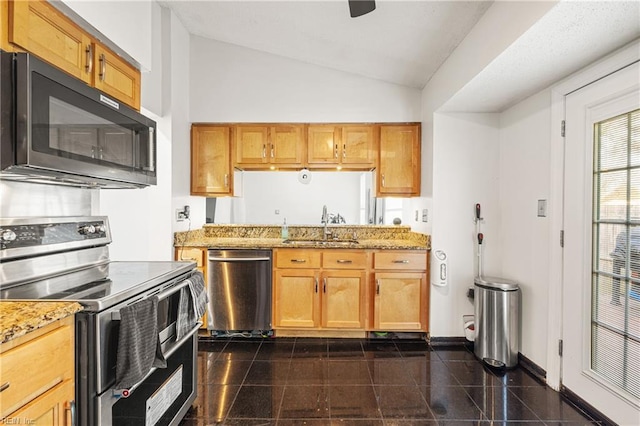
[348,0,376,18]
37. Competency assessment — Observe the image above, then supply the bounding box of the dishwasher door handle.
[209,257,271,262]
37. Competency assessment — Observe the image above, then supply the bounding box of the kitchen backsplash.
[0,181,95,217]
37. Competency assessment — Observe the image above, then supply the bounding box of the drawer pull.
[0,382,9,392]
[393,260,410,264]
[290,259,307,263]
[336,259,352,264]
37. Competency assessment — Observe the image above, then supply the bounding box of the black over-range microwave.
[0,50,156,188]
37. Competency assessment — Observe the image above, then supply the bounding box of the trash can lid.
[474,276,519,291]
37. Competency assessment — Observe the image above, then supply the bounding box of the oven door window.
[30,72,153,174]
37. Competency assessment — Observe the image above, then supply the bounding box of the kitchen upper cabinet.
[9,0,92,84]
[191,125,233,196]
[378,124,421,196]
[234,124,305,169]
[307,125,375,169]
[6,0,141,110]
[371,251,429,332]
[92,43,141,110]
[0,316,75,425]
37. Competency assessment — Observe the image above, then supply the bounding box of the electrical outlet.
[176,205,190,221]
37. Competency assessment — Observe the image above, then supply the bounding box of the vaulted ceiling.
[161,0,640,112]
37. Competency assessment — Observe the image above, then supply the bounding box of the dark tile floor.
[179,338,599,425]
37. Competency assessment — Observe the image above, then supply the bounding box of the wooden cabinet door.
[175,247,208,329]
[235,126,270,166]
[10,380,74,426]
[270,125,305,166]
[93,43,141,110]
[373,272,427,331]
[321,270,366,329]
[308,125,340,166]
[191,125,232,196]
[274,269,320,328]
[378,124,421,196]
[341,125,375,167]
[9,0,92,84]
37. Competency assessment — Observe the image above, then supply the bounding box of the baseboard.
[561,385,617,426]
[428,336,469,345]
[518,352,547,383]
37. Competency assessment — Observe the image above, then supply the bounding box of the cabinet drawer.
[176,247,205,267]
[0,323,73,418]
[322,251,368,269]
[275,249,321,268]
[374,251,427,270]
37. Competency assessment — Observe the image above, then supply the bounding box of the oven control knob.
[79,225,96,235]
[1,229,16,242]
[96,224,106,233]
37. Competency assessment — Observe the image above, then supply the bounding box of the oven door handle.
[112,321,201,398]
[110,278,191,320]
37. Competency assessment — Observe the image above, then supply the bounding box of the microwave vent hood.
[0,166,150,189]
[0,50,157,189]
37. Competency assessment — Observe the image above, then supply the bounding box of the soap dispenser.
[281,218,289,240]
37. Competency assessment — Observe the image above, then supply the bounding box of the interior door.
[563,61,640,425]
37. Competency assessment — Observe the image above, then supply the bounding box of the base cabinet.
[321,270,367,329]
[0,316,75,425]
[373,272,427,331]
[175,246,208,329]
[273,269,320,328]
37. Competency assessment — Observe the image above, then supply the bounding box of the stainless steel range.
[0,216,199,426]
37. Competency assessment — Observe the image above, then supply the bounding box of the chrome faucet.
[321,205,332,240]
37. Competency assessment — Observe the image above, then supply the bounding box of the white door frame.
[546,39,640,390]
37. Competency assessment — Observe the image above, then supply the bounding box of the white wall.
[430,113,501,337]
[498,89,552,368]
[189,37,422,123]
[61,0,152,71]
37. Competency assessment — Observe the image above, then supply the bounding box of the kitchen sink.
[282,239,359,246]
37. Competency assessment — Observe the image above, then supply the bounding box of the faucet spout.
[321,205,331,240]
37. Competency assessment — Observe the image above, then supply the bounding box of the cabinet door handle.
[343,144,346,159]
[334,144,338,159]
[271,144,274,158]
[290,259,307,263]
[66,400,76,426]
[376,279,380,295]
[323,278,327,293]
[393,260,410,264]
[85,44,93,73]
[315,277,319,293]
[0,382,9,392]
[224,173,229,187]
[99,53,106,81]
[381,173,385,187]
[336,259,352,264]
[262,144,266,158]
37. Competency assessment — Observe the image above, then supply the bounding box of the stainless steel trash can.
[474,276,520,368]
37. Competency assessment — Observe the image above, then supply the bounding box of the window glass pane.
[591,109,640,400]
[597,170,628,220]
[597,114,628,170]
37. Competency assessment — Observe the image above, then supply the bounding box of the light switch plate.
[422,209,428,222]
[537,200,547,217]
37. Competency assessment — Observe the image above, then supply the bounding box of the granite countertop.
[175,224,431,251]
[0,301,83,344]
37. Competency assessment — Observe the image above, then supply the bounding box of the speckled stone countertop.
[0,302,83,344]
[175,225,430,250]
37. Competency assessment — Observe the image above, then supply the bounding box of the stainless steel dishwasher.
[207,249,272,333]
